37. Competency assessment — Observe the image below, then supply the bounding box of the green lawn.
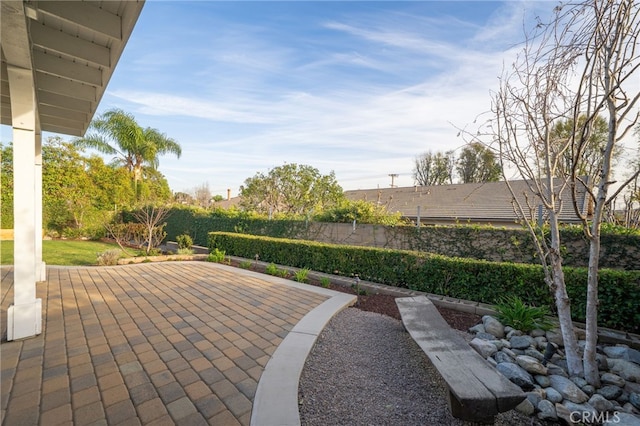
[0,240,140,266]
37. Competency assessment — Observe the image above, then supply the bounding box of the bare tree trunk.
[549,211,584,376]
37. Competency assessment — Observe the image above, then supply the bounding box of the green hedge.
[208,231,640,333]
[163,206,307,246]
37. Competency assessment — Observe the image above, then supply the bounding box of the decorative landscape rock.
[495,351,514,364]
[630,392,640,410]
[482,315,505,338]
[545,329,564,347]
[549,375,589,404]
[559,401,598,424]
[602,372,626,387]
[534,374,550,388]
[515,398,535,415]
[597,385,623,400]
[546,363,569,378]
[524,348,545,362]
[589,393,615,412]
[468,323,485,334]
[609,358,640,382]
[516,355,548,375]
[511,335,534,350]
[537,399,558,421]
[545,387,564,403]
[605,346,631,359]
[466,315,640,424]
[603,412,640,426]
[469,337,498,359]
[496,362,535,390]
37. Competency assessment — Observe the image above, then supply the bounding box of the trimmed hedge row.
[208,231,640,333]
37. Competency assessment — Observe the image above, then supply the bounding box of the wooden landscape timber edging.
[396,295,526,423]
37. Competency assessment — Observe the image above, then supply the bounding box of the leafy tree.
[548,115,621,185]
[1,143,14,228]
[314,199,405,225]
[413,150,454,186]
[74,108,181,197]
[456,142,501,183]
[239,163,344,216]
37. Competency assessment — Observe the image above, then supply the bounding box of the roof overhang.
[1,0,145,136]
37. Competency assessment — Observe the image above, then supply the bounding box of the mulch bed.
[228,259,482,332]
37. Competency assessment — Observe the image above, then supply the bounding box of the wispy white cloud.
[101,1,548,193]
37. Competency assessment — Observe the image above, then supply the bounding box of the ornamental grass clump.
[494,295,553,333]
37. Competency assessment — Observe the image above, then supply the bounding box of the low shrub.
[207,248,226,263]
[208,231,640,333]
[294,268,310,283]
[177,248,194,255]
[96,249,121,266]
[176,234,193,250]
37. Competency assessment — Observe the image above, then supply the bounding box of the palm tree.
[74,108,181,196]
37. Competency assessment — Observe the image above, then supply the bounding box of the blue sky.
[6,1,557,197]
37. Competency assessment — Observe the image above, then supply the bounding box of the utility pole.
[389,174,398,188]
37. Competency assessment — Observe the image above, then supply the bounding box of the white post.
[35,132,46,281]
[7,64,42,341]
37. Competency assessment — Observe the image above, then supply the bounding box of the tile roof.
[345,179,590,225]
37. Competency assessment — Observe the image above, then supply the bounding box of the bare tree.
[484,0,640,385]
[132,204,170,255]
[193,182,212,207]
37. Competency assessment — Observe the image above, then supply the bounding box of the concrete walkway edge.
[250,292,357,426]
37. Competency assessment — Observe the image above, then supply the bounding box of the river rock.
[506,329,522,339]
[517,355,548,375]
[582,384,595,397]
[625,349,640,366]
[468,323,485,334]
[619,391,630,404]
[487,357,498,368]
[497,362,535,390]
[476,332,496,341]
[495,351,514,364]
[546,329,564,347]
[525,348,545,362]
[630,392,640,410]
[603,412,640,426]
[537,399,557,420]
[602,372,626,387]
[469,338,498,359]
[511,335,534,350]
[589,393,615,412]
[482,315,505,338]
[490,340,507,350]
[609,358,640,382]
[597,353,609,370]
[527,391,543,407]
[546,387,564,403]
[535,374,551,387]
[604,346,630,359]
[534,336,548,351]
[556,401,598,425]
[547,363,569,378]
[516,398,535,415]
[502,348,518,359]
[571,376,588,389]
[530,328,546,337]
[549,375,589,403]
[598,385,624,400]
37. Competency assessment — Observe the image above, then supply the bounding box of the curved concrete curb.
[250,290,357,426]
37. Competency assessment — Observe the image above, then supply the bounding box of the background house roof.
[345,179,591,225]
[1,0,145,136]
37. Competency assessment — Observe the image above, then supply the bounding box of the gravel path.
[299,307,544,426]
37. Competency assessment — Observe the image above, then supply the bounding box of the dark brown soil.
[228,260,481,332]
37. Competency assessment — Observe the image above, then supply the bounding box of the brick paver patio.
[1,262,331,425]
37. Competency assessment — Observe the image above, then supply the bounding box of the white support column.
[35,132,46,281]
[7,64,43,341]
